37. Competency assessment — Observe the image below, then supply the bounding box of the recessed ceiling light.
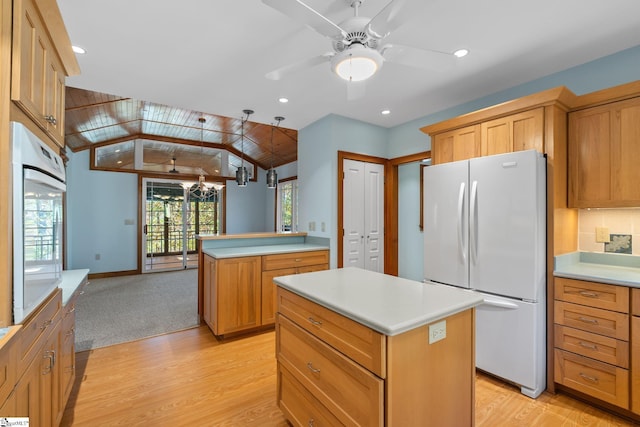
[72,45,86,54]
[453,49,469,58]
[115,149,121,153]
[117,160,122,164]
[381,109,391,115]
[278,97,289,103]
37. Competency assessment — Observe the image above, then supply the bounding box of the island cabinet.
[275,268,481,427]
[554,277,630,408]
[568,96,640,208]
[10,0,79,147]
[632,289,640,415]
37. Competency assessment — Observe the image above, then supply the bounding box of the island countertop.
[274,267,484,336]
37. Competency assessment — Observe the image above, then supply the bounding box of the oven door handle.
[24,169,66,191]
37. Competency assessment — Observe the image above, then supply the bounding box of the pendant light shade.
[266,116,284,189]
[236,109,253,187]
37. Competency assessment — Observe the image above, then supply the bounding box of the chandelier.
[182,117,224,201]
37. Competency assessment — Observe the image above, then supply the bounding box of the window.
[277,178,298,232]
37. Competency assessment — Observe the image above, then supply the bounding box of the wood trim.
[88,270,139,280]
[36,0,80,76]
[388,151,430,166]
[385,160,398,276]
[420,86,576,136]
[571,80,640,110]
[337,151,388,271]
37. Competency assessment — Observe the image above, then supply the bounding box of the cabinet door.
[481,108,544,156]
[202,255,215,329]
[15,356,41,425]
[432,125,480,164]
[216,257,261,335]
[45,57,66,142]
[569,97,640,207]
[261,268,295,326]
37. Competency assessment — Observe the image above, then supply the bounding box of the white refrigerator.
[423,149,546,398]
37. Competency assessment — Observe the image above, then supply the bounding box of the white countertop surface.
[554,252,640,287]
[274,267,484,336]
[203,243,328,259]
[60,269,90,305]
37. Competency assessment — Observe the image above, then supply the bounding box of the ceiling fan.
[263,0,464,94]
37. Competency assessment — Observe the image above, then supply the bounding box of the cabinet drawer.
[277,315,383,427]
[263,250,329,271]
[555,301,629,340]
[278,364,344,427]
[632,288,640,316]
[554,324,629,368]
[555,278,629,313]
[18,288,62,373]
[554,349,628,408]
[278,287,385,377]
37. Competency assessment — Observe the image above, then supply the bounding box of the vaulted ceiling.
[65,87,298,171]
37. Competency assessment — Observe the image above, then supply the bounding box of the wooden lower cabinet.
[632,289,640,415]
[203,250,329,336]
[276,287,475,426]
[554,277,631,409]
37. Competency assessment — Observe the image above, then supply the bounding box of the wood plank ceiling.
[64,87,298,172]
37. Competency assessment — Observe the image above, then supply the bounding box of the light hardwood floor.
[61,326,637,426]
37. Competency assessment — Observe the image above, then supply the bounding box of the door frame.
[337,150,431,276]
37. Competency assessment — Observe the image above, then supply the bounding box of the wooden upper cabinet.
[569,97,640,207]
[481,108,544,156]
[432,124,480,164]
[11,0,78,147]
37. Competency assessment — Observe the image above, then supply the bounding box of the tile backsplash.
[579,209,640,255]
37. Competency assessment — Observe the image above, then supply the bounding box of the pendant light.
[266,116,284,189]
[236,109,253,187]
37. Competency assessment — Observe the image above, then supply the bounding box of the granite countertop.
[274,267,484,336]
[60,269,90,305]
[203,243,328,259]
[554,252,640,287]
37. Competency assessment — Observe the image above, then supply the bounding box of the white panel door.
[343,159,365,268]
[364,162,384,272]
[342,159,384,272]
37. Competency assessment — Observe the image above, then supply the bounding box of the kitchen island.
[274,267,484,426]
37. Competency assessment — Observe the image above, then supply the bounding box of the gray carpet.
[74,269,199,351]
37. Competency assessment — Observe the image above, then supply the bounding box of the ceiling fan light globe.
[331,45,383,82]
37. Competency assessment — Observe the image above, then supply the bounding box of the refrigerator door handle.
[482,298,519,310]
[457,182,467,263]
[470,180,478,264]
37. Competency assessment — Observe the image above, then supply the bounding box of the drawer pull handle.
[308,419,315,427]
[579,372,599,384]
[577,316,599,325]
[307,362,321,374]
[578,341,598,350]
[67,306,76,314]
[307,317,322,327]
[40,319,53,330]
[578,290,599,298]
[295,258,302,262]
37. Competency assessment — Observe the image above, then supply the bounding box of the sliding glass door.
[142,178,222,272]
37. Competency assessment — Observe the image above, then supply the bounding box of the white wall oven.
[11,122,66,323]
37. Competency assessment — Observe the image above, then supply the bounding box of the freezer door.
[475,294,546,398]
[423,159,470,288]
[469,150,546,300]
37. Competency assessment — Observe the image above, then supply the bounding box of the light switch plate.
[429,320,446,344]
[596,227,610,243]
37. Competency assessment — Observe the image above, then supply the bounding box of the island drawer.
[277,287,385,377]
[278,364,344,427]
[633,289,640,316]
[554,324,629,368]
[555,300,629,340]
[263,250,329,271]
[554,348,628,408]
[555,278,629,313]
[277,314,383,427]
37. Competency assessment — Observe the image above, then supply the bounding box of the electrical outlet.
[429,320,446,344]
[321,222,326,232]
[95,253,101,261]
[309,221,316,231]
[596,227,610,243]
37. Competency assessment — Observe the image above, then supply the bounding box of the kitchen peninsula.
[197,232,329,336]
[275,267,484,426]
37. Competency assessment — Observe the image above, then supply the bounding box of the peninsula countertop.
[274,267,484,336]
[203,243,328,259]
[554,252,640,287]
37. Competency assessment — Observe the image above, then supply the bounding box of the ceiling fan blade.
[346,80,366,101]
[382,44,457,72]
[265,53,333,80]
[263,0,346,40]
[366,0,428,39]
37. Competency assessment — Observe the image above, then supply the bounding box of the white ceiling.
[58,0,640,130]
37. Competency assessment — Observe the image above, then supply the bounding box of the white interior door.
[342,159,384,272]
